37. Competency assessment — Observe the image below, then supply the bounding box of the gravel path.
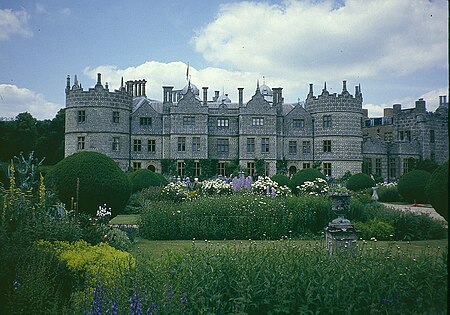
[380,202,447,222]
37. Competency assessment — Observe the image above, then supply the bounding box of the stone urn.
[325,191,359,255]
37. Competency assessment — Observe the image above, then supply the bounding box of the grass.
[131,237,448,259]
[109,214,140,225]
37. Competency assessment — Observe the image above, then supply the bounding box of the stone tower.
[65,73,133,170]
[304,81,363,177]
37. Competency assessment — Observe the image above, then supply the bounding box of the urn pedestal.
[324,192,359,255]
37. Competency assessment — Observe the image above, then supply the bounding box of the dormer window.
[252,117,264,126]
[217,118,229,127]
[140,117,152,126]
[293,119,304,128]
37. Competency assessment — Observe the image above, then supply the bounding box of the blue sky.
[0,0,448,120]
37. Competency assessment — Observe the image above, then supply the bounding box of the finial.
[121,77,124,88]
[256,79,260,92]
[66,75,70,88]
[323,81,327,91]
[263,75,265,85]
[74,74,78,87]
[309,83,313,95]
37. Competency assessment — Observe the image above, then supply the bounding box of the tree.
[425,161,448,220]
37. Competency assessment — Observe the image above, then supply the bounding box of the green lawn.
[109,214,140,225]
[131,237,448,259]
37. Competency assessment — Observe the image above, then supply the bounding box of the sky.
[0,0,448,120]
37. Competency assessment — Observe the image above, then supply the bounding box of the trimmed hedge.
[346,173,375,191]
[398,170,431,203]
[289,168,326,192]
[128,169,163,193]
[271,174,290,186]
[425,161,448,220]
[46,151,131,216]
[378,187,403,202]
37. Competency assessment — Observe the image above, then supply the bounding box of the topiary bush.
[45,151,131,216]
[425,161,448,221]
[289,168,326,193]
[128,169,163,193]
[346,173,375,191]
[378,187,403,202]
[155,172,169,185]
[271,174,290,187]
[397,170,431,204]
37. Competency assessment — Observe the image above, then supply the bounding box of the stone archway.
[289,165,297,178]
[147,164,156,172]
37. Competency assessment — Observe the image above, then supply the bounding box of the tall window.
[302,141,311,154]
[112,137,120,151]
[252,117,264,126]
[217,118,229,127]
[133,162,141,171]
[323,163,332,177]
[405,130,411,142]
[177,161,185,177]
[183,116,195,126]
[77,136,85,150]
[148,139,156,152]
[218,162,226,176]
[192,137,201,151]
[389,158,396,179]
[288,141,297,155]
[133,139,142,152]
[177,137,186,152]
[247,162,255,176]
[323,140,331,153]
[217,139,229,155]
[364,158,372,175]
[77,110,86,123]
[430,130,435,143]
[194,162,201,177]
[375,158,382,177]
[303,163,310,169]
[402,158,410,175]
[293,119,304,128]
[247,138,255,153]
[140,117,152,126]
[261,138,270,153]
[112,111,120,123]
[323,115,332,128]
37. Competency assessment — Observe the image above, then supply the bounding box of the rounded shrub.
[355,220,395,240]
[346,173,375,192]
[128,169,163,193]
[271,174,290,187]
[45,151,131,216]
[155,172,169,185]
[289,168,326,192]
[398,170,431,204]
[425,161,448,220]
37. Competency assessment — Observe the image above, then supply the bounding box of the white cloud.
[60,8,71,16]
[0,8,33,41]
[0,84,62,120]
[192,0,447,82]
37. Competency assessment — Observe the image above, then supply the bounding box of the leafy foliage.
[346,172,375,191]
[289,168,326,193]
[128,169,163,193]
[397,170,431,203]
[355,220,395,240]
[425,161,448,220]
[45,151,132,216]
[271,174,289,186]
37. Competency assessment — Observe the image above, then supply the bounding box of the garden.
[0,152,447,314]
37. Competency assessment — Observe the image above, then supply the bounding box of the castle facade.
[64,73,448,180]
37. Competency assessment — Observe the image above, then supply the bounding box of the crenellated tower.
[304,81,364,177]
[65,73,133,170]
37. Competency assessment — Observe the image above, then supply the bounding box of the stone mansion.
[64,73,448,180]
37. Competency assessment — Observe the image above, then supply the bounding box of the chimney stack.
[238,88,244,106]
[96,73,102,86]
[202,87,208,105]
[214,90,219,102]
